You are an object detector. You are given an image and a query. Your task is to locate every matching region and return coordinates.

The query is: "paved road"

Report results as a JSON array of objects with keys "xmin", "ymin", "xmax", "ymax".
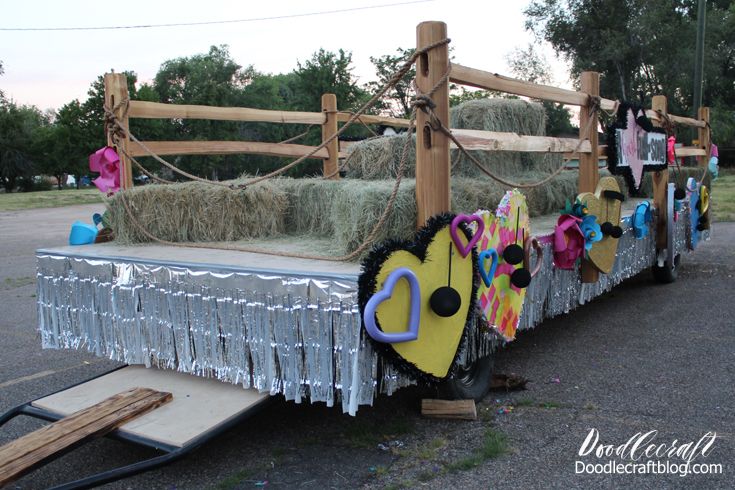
[{"xmin": 1, "ymin": 204, "xmax": 733, "ymax": 489}]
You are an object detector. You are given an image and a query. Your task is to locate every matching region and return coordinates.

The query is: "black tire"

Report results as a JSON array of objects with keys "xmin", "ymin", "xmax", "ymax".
[
  {"xmin": 441, "ymin": 355, "xmax": 494, "ymax": 401},
  {"xmin": 652, "ymin": 254, "xmax": 681, "ymax": 284}
]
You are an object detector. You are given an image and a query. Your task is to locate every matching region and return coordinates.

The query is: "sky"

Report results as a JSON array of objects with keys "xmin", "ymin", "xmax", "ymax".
[{"xmin": 0, "ymin": 0, "xmax": 571, "ymax": 112}]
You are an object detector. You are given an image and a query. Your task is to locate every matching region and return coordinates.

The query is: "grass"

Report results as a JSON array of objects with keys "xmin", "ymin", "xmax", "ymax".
[
  {"xmin": 712, "ymin": 168, "xmax": 735, "ymax": 222},
  {"xmin": 0, "ymin": 188, "xmax": 103, "ymax": 211},
  {"xmin": 444, "ymin": 428, "xmax": 509, "ymax": 473},
  {"xmin": 342, "ymin": 416, "xmax": 414, "ymax": 448},
  {"xmin": 214, "ymin": 468, "xmax": 253, "ymax": 490}
]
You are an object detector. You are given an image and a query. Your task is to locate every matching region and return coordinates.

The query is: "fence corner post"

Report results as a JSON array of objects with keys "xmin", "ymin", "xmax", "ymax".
[
  {"xmin": 580, "ymin": 71, "xmax": 600, "ymax": 283},
  {"xmin": 651, "ymin": 95, "xmax": 669, "ymax": 250},
  {"xmin": 321, "ymin": 93, "xmax": 340, "ymax": 180},
  {"xmin": 415, "ymin": 21, "xmax": 450, "ymax": 228},
  {"xmin": 697, "ymin": 106, "xmax": 711, "ymax": 168},
  {"xmin": 103, "ymin": 73, "xmax": 133, "ymax": 190}
]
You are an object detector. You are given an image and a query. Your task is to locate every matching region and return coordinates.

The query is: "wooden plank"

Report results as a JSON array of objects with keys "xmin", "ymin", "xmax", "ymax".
[
  {"xmin": 0, "ymin": 388, "xmax": 171, "ymax": 486},
  {"xmin": 651, "ymin": 95, "xmax": 669, "ymax": 249},
  {"xmin": 104, "ymin": 73, "xmax": 133, "ymax": 189},
  {"xmin": 645, "ymin": 109, "xmax": 706, "ymax": 128},
  {"xmin": 33, "ymin": 366, "xmax": 270, "ymax": 449},
  {"xmin": 421, "ymin": 399, "xmax": 477, "ymax": 420},
  {"xmin": 336, "ymin": 112, "xmax": 411, "ymax": 128},
  {"xmin": 322, "ymin": 94, "xmax": 340, "ymax": 180},
  {"xmin": 451, "ymin": 129, "xmax": 592, "ymax": 153},
  {"xmin": 415, "ymin": 21, "xmax": 451, "ymax": 228},
  {"xmin": 580, "ymin": 72, "xmax": 600, "ymax": 284},
  {"xmin": 697, "ymin": 106, "xmax": 710, "ymax": 167},
  {"xmin": 127, "ymin": 140, "xmax": 343, "ymax": 159},
  {"xmin": 128, "ymin": 100, "xmax": 326, "ymax": 125},
  {"xmin": 674, "ymin": 147, "xmax": 707, "ymax": 157}
]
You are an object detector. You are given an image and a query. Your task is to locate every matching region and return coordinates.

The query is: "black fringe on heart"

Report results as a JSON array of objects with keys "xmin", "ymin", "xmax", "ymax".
[
  {"xmin": 605, "ymin": 101, "xmax": 667, "ymax": 196},
  {"xmin": 357, "ymin": 213, "xmax": 480, "ymax": 385}
]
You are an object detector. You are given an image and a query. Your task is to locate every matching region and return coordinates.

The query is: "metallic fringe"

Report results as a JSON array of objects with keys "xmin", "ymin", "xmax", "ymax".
[{"xmin": 37, "ymin": 210, "xmax": 690, "ymax": 414}]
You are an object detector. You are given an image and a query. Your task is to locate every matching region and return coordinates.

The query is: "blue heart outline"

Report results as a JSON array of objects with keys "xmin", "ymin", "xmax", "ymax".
[{"xmin": 363, "ymin": 267, "xmax": 421, "ymax": 343}]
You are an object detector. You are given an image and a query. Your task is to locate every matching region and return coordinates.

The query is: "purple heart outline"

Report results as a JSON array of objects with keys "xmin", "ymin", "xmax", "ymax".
[
  {"xmin": 450, "ymin": 214, "xmax": 485, "ymax": 257},
  {"xmin": 364, "ymin": 267, "xmax": 421, "ymax": 343}
]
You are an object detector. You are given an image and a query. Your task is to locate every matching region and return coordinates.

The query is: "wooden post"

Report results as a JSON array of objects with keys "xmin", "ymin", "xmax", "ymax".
[
  {"xmin": 579, "ymin": 71, "xmax": 600, "ymax": 283},
  {"xmin": 651, "ymin": 95, "xmax": 669, "ymax": 249},
  {"xmin": 697, "ymin": 106, "xmax": 710, "ymax": 167},
  {"xmin": 321, "ymin": 93, "xmax": 340, "ymax": 180},
  {"xmin": 103, "ymin": 73, "xmax": 133, "ymax": 190},
  {"xmin": 415, "ymin": 21, "xmax": 450, "ymax": 228}
]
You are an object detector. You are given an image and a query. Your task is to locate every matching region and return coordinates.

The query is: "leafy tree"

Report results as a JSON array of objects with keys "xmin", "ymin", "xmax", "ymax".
[
  {"xmin": 524, "ymin": 0, "xmax": 735, "ymax": 144},
  {"xmin": 506, "ymin": 44, "xmax": 575, "ymax": 136},
  {"xmin": 368, "ymin": 47, "xmax": 416, "ymax": 118},
  {"xmin": 292, "ymin": 49, "xmax": 367, "ymax": 113},
  {"xmin": 0, "ymin": 100, "xmax": 47, "ymax": 192}
]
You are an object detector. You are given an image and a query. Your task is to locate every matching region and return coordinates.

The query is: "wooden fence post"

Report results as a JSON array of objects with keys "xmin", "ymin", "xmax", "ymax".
[
  {"xmin": 321, "ymin": 93, "xmax": 340, "ymax": 180},
  {"xmin": 103, "ymin": 73, "xmax": 133, "ymax": 190},
  {"xmin": 697, "ymin": 106, "xmax": 710, "ymax": 167},
  {"xmin": 651, "ymin": 95, "xmax": 669, "ymax": 249},
  {"xmin": 415, "ymin": 21, "xmax": 450, "ymax": 228},
  {"xmin": 580, "ymin": 71, "xmax": 600, "ymax": 283}
]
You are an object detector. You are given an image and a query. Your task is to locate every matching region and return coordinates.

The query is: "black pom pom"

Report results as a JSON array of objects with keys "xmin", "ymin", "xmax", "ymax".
[
  {"xmin": 430, "ymin": 286, "xmax": 461, "ymax": 317},
  {"xmin": 601, "ymin": 221, "xmax": 615, "ymax": 235},
  {"xmin": 502, "ymin": 243, "xmax": 524, "ymax": 265},
  {"xmin": 510, "ymin": 268, "xmax": 532, "ymax": 289},
  {"xmin": 610, "ymin": 225, "xmax": 623, "ymax": 238},
  {"xmin": 696, "ymin": 222, "xmax": 707, "ymax": 231},
  {"xmin": 674, "ymin": 188, "xmax": 686, "ymax": 200},
  {"xmin": 636, "ymin": 115, "xmax": 654, "ymax": 132}
]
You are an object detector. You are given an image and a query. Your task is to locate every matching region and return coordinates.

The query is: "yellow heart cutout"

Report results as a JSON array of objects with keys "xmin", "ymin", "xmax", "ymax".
[
  {"xmin": 362, "ymin": 219, "xmax": 475, "ymax": 379},
  {"xmin": 578, "ymin": 177, "xmax": 624, "ymax": 273}
]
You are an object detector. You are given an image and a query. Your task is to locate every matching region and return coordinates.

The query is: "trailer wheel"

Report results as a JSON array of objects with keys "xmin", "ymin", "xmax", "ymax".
[
  {"xmin": 652, "ymin": 254, "xmax": 680, "ymax": 284},
  {"xmin": 441, "ymin": 355, "xmax": 494, "ymax": 401}
]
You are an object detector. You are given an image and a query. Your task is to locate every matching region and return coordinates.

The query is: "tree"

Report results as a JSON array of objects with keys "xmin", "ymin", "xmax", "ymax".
[
  {"xmin": 524, "ymin": 0, "xmax": 735, "ymax": 144},
  {"xmin": 0, "ymin": 100, "xmax": 48, "ymax": 192},
  {"xmin": 292, "ymin": 49, "xmax": 367, "ymax": 113},
  {"xmin": 368, "ymin": 48, "xmax": 416, "ymax": 118},
  {"xmin": 506, "ymin": 44, "xmax": 575, "ymax": 136}
]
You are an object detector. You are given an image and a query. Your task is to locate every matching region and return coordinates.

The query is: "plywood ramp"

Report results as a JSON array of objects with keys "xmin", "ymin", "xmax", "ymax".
[
  {"xmin": 32, "ymin": 366, "xmax": 270, "ymax": 449},
  {"xmin": 0, "ymin": 387, "xmax": 172, "ymax": 487}
]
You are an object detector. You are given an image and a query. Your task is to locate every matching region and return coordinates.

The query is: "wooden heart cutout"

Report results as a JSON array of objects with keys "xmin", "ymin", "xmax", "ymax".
[
  {"xmin": 358, "ymin": 214, "xmax": 477, "ymax": 381},
  {"xmin": 475, "ymin": 190, "xmax": 530, "ymax": 341},
  {"xmin": 578, "ymin": 177, "xmax": 624, "ymax": 273}
]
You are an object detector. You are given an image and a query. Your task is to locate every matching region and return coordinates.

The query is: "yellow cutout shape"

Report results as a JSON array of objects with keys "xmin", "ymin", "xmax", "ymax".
[
  {"xmin": 578, "ymin": 177, "xmax": 623, "ymax": 273},
  {"xmin": 374, "ymin": 226, "xmax": 474, "ymax": 378}
]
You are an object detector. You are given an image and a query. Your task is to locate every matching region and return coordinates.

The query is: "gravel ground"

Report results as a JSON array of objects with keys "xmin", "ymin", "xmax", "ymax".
[{"xmin": 0, "ymin": 204, "xmax": 732, "ymax": 489}]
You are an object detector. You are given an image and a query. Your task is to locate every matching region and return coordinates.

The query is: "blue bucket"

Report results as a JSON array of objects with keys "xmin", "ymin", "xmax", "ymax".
[{"xmin": 69, "ymin": 220, "xmax": 99, "ymax": 245}]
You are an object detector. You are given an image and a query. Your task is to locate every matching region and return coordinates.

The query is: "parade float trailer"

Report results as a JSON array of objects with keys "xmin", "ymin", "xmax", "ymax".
[{"xmin": 0, "ymin": 21, "xmax": 715, "ymax": 488}]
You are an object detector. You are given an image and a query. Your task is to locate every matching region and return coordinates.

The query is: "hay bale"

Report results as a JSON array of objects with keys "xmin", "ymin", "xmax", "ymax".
[
  {"xmin": 107, "ymin": 179, "xmax": 288, "ymax": 244},
  {"xmin": 345, "ymin": 98, "xmax": 563, "ymax": 180}
]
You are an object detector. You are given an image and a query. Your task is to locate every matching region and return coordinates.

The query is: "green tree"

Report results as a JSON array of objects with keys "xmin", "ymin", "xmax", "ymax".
[
  {"xmin": 0, "ymin": 100, "xmax": 46, "ymax": 192},
  {"xmin": 292, "ymin": 49, "xmax": 367, "ymax": 113},
  {"xmin": 368, "ymin": 47, "xmax": 416, "ymax": 118},
  {"xmin": 524, "ymin": 0, "xmax": 735, "ymax": 144},
  {"xmin": 506, "ymin": 44, "xmax": 575, "ymax": 136}
]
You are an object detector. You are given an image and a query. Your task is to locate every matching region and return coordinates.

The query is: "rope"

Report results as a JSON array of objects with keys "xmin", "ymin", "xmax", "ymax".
[
  {"xmin": 107, "ymin": 39, "xmax": 453, "ymax": 261},
  {"xmin": 118, "ymin": 109, "xmax": 418, "ymax": 262},
  {"xmin": 415, "ymin": 92, "xmax": 600, "ymax": 189}
]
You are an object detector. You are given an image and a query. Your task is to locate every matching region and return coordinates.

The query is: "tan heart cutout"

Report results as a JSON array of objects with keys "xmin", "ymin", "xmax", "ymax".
[{"xmin": 578, "ymin": 177, "xmax": 623, "ymax": 273}]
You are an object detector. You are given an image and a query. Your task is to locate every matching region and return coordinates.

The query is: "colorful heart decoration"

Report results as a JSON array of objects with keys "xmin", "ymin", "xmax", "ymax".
[
  {"xmin": 478, "ymin": 249, "xmax": 499, "ymax": 288},
  {"xmin": 577, "ymin": 177, "xmax": 625, "ymax": 274},
  {"xmin": 363, "ymin": 267, "xmax": 421, "ymax": 343},
  {"xmin": 89, "ymin": 146, "xmax": 121, "ymax": 194},
  {"xmin": 450, "ymin": 214, "xmax": 484, "ymax": 257},
  {"xmin": 475, "ymin": 190, "xmax": 530, "ymax": 341},
  {"xmin": 358, "ymin": 214, "xmax": 478, "ymax": 381}
]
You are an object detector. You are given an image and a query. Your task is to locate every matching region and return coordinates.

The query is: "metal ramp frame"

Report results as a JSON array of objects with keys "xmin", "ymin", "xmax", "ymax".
[{"xmin": 0, "ymin": 365, "xmax": 272, "ymax": 489}]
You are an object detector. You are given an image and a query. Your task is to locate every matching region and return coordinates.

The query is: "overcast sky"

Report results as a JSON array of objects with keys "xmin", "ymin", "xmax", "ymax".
[{"xmin": 0, "ymin": 0, "xmax": 570, "ymax": 111}]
